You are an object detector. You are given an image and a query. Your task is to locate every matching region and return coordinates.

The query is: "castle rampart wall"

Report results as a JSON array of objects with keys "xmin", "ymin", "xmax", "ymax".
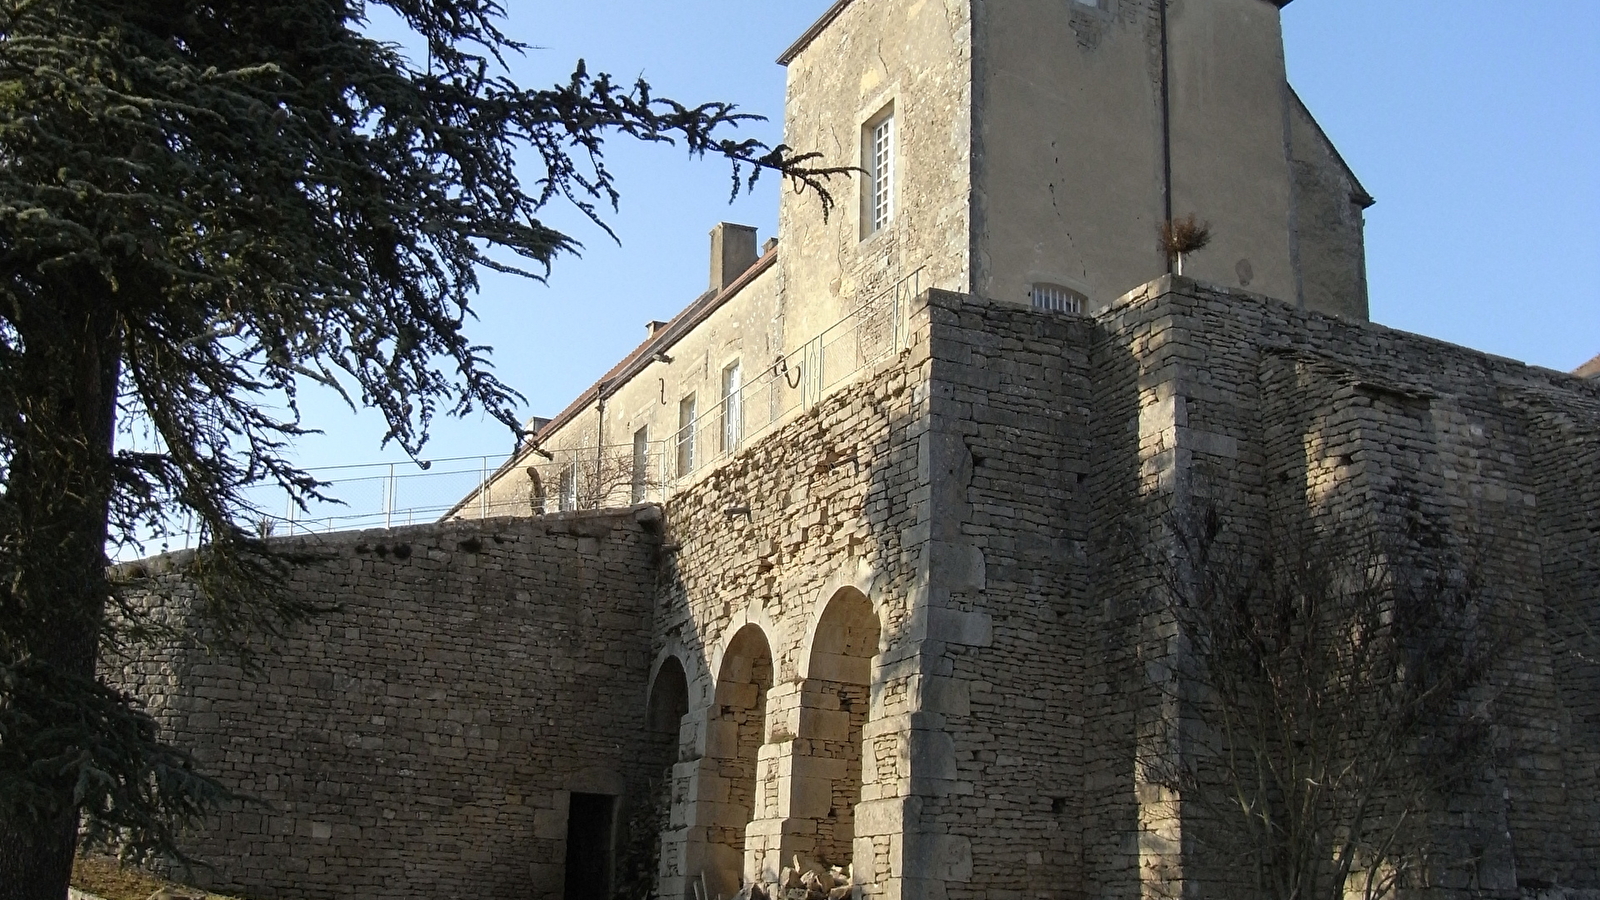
[
  {"xmin": 105, "ymin": 279, "xmax": 1600, "ymax": 900},
  {"xmin": 105, "ymin": 511, "xmax": 663, "ymax": 900},
  {"xmin": 1083, "ymin": 276, "xmax": 1600, "ymax": 899}
]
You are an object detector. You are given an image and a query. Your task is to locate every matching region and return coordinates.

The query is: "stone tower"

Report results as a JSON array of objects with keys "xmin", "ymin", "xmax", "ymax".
[{"xmin": 777, "ymin": 0, "xmax": 1372, "ymax": 337}]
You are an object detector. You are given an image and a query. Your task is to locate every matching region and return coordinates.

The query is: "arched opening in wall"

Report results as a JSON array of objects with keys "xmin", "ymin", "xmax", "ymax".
[
  {"xmin": 648, "ymin": 657, "xmax": 690, "ymax": 737},
  {"xmin": 623, "ymin": 657, "xmax": 690, "ymax": 898},
  {"xmin": 802, "ymin": 588, "xmax": 881, "ymax": 871},
  {"xmin": 707, "ymin": 625, "xmax": 773, "ymax": 898}
]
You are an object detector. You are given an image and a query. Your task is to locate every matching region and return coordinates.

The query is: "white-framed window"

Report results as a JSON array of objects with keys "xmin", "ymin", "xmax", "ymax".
[
  {"xmin": 676, "ymin": 394, "xmax": 697, "ymax": 477},
  {"xmin": 558, "ymin": 462, "xmax": 578, "ymax": 512},
  {"xmin": 631, "ymin": 426, "xmax": 650, "ymax": 504},
  {"xmin": 720, "ymin": 361, "xmax": 743, "ymax": 454},
  {"xmin": 864, "ymin": 107, "xmax": 895, "ymax": 237},
  {"xmin": 1031, "ymin": 282, "xmax": 1087, "ymax": 314}
]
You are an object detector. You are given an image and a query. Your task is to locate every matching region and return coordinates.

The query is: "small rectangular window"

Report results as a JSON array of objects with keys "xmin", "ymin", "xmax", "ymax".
[
  {"xmin": 631, "ymin": 426, "xmax": 649, "ymax": 504},
  {"xmin": 676, "ymin": 394, "xmax": 697, "ymax": 478},
  {"xmin": 1031, "ymin": 283, "xmax": 1086, "ymax": 315},
  {"xmin": 720, "ymin": 361, "xmax": 743, "ymax": 455},
  {"xmin": 863, "ymin": 108, "xmax": 895, "ymax": 237},
  {"xmin": 558, "ymin": 462, "xmax": 577, "ymax": 512}
]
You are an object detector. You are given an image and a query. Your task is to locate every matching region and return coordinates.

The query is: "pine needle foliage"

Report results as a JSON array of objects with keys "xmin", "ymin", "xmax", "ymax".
[{"xmin": 0, "ymin": 0, "xmax": 846, "ymax": 892}]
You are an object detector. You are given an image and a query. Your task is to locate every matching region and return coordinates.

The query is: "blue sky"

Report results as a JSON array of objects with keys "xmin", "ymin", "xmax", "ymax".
[{"xmin": 291, "ymin": 0, "xmax": 1600, "ymax": 476}]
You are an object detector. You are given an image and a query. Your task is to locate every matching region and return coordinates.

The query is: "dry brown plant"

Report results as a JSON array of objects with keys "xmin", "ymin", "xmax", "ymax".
[
  {"xmin": 1144, "ymin": 505, "xmax": 1513, "ymax": 900},
  {"xmin": 1160, "ymin": 215, "xmax": 1213, "ymax": 265}
]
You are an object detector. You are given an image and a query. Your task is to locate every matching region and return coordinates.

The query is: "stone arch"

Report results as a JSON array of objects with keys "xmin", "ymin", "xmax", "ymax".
[
  {"xmin": 708, "ymin": 603, "xmax": 781, "ymax": 692},
  {"xmin": 796, "ymin": 586, "xmax": 881, "ymax": 871},
  {"xmin": 704, "ymin": 623, "xmax": 774, "ymax": 899},
  {"xmin": 647, "ymin": 655, "xmax": 691, "ymax": 737},
  {"xmin": 638, "ymin": 655, "xmax": 691, "ymax": 899},
  {"xmin": 797, "ymin": 558, "xmax": 883, "ymax": 682}
]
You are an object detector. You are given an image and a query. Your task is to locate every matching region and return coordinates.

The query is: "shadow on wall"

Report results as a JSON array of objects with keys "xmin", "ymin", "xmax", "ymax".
[{"xmin": 642, "ymin": 378, "xmax": 922, "ymax": 900}]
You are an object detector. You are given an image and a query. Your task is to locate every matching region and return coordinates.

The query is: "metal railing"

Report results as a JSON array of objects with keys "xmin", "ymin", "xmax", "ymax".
[
  {"xmin": 661, "ymin": 266, "xmax": 922, "ymax": 486},
  {"xmin": 262, "ymin": 455, "xmax": 507, "ymax": 535},
  {"xmin": 144, "ymin": 269, "xmax": 926, "ymax": 550},
  {"xmin": 120, "ymin": 455, "xmax": 515, "ymax": 557}
]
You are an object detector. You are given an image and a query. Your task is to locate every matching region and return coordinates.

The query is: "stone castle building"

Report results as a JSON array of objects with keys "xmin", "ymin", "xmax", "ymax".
[{"xmin": 112, "ymin": 2, "xmax": 1600, "ymax": 900}]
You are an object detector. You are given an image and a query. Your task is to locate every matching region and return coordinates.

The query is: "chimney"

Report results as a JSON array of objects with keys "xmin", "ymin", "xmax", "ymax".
[
  {"xmin": 646, "ymin": 320, "xmax": 669, "ymax": 337},
  {"xmin": 709, "ymin": 223, "xmax": 758, "ymax": 293}
]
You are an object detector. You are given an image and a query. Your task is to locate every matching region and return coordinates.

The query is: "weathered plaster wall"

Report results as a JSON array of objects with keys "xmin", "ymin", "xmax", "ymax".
[
  {"xmin": 597, "ymin": 261, "xmax": 786, "ymax": 481},
  {"xmin": 464, "ymin": 254, "xmax": 790, "ymax": 518},
  {"xmin": 971, "ymin": 0, "xmax": 1168, "ymax": 309},
  {"xmin": 778, "ymin": 0, "xmax": 975, "ymax": 344},
  {"xmin": 106, "ymin": 512, "xmax": 663, "ymax": 900},
  {"xmin": 1289, "ymin": 90, "xmax": 1371, "ymax": 320},
  {"xmin": 1164, "ymin": 0, "xmax": 1297, "ymax": 302},
  {"xmin": 972, "ymin": 0, "xmax": 1310, "ymax": 312}
]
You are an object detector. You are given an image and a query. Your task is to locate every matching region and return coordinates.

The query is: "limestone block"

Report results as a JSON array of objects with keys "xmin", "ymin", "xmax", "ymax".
[
  {"xmin": 852, "ymin": 837, "xmax": 877, "ymax": 883},
  {"xmin": 744, "ymin": 816, "xmax": 788, "ymax": 842},
  {"xmin": 703, "ymin": 719, "xmax": 739, "ymax": 759},
  {"xmin": 798, "ymin": 706, "xmax": 851, "ymax": 742},
  {"xmin": 897, "ymin": 832, "xmax": 971, "ymax": 883},
  {"xmin": 716, "ymin": 681, "xmax": 760, "ymax": 709},
  {"xmin": 528, "ymin": 862, "xmax": 564, "ymax": 897},
  {"xmin": 854, "ymin": 797, "xmax": 914, "ymax": 837},
  {"xmin": 790, "ymin": 753, "xmax": 848, "ymax": 782},
  {"xmin": 810, "ymin": 650, "xmax": 872, "ymax": 684},
  {"xmin": 911, "ymin": 675, "xmax": 970, "ymax": 716},
  {"xmin": 691, "ymin": 771, "xmax": 732, "ymax": 805},
  {"xmin": 925, "ymin": 607, "xmax": 992, "ymax": 647},
  {"xmin": 787, "ymin": 775, "xmax": 835, "ymax": 819},
  {"xmin": 1177, "ymin": 426, "xmax": 1240, "ymax": 459},
  {"xmin": 907, "ymin": 729, "xmax": 958, "ymax": 781},
  {"xmin": 926, "ymin": 542, "xmax": 986, "ymax": 593}
]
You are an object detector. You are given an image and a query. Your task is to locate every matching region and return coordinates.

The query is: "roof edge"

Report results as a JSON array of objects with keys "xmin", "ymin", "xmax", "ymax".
[
  {"xmin": 780, "ymin": 0, "xmax": 1291, "ymax": 65},
  {"xmin": 1288, "ymin": 85, "xmax": 1376, "ymax": 209},
  {"xmin": 441, "ymin": 248, "xmax": 782, "ymax": 520},
  {"xmin": 778, "ymin": 0, "xmax": 854, "ymax": 66}
]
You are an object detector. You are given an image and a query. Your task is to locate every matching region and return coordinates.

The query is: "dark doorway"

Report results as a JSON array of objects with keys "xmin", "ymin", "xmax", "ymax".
[{"xmin": 563, "ymin": 792, "xmax": 617, "ymax": 900}]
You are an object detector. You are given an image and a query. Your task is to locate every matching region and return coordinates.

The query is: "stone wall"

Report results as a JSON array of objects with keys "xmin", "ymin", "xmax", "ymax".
[
  {"xmin": 642, "ymin": 332, "xmax": 929, "ymax": 900},
  {"xmin": 1082, "ymin": 275, "xmax": 1600, "ymax": 899},
  {"xmin": 915, "ymin": 289, "xmax": 1097, "ymax": 900},
  {"xmin": 106, "ymin": 511, "xmax": 663, "ymax": 900},
  {"xmin": 108, "ymin": 277, "xmax": 1600, "ymax": 900}
]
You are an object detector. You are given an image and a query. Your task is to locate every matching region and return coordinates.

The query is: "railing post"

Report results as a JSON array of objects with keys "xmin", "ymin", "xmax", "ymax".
[
  {"xmin": 480, "ymin": 456, "xmax": 489, "ymax": 519},
  {"xmin": 385, "ymin": 462, "xmax": 395, "ymax": 530}
]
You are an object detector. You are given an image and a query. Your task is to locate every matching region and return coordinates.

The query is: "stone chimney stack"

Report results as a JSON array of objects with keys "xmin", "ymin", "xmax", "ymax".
[{"xmin": 709, "ymin": 223, "xmax": 758, "ymax": 293}]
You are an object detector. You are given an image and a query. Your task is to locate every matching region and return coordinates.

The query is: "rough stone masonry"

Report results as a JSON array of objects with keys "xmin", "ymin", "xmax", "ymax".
[{"xmin": 111, "ymin": 277, "xmax": 1600, "ymax": 900}]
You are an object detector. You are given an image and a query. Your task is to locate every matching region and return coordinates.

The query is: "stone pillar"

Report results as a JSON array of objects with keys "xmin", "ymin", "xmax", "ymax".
[{"xmin": 746, "ymin": 681, "xmax": 808, "ymax": 885}]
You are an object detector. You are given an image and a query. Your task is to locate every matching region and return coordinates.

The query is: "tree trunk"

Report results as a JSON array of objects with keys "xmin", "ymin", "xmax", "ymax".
[
  {"xmin": 0, "ymin": 813, "xmax": 79, "ymax": 900},
  {"xmin": 0, "ymin": 290, "xmax": 122, "ymax": 900}
]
